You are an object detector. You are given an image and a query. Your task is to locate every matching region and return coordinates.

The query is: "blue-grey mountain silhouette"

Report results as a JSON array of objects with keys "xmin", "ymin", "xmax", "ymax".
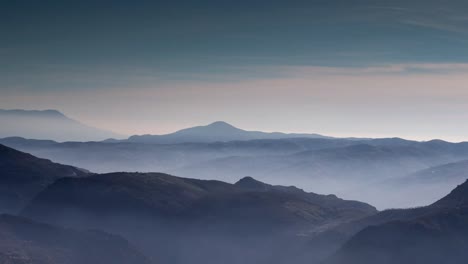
[{"xmin": 0, "ymin": 109, "xmax": 123, "ymax": 142}]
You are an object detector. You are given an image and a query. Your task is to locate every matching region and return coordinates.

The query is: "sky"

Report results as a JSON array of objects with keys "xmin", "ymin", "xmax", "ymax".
[{"xmin": 2, "ymin": 0, "xmax": 468, "ymax": 141}]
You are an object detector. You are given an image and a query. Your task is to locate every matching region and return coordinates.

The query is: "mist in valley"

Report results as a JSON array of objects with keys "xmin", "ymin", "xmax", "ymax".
[{"xmin": 3, "ymin": 136, "xmax": 468, "ymax": 209}]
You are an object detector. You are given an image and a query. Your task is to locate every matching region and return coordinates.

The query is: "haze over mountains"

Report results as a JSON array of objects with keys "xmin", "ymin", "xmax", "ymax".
[
  {"xmin": 2, "ymin": 108, "xmax": 468, "ymax": 263},
  {"xmin": 2, "ymin": 141, "xmax": 468, "ymax": 264},
  {"xmin": 4, "ymin": 0, "xmax": 468, "ymax": 262}
]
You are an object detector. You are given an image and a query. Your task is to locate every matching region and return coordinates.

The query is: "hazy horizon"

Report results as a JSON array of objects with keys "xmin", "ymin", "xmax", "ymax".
[
  {"xmin": 3, "ymin": 2, "xmax": 468, "ymax": 264},
  {"xmin": 3, "ymin": 1, "xmax": 468, "ymax": 141},
  {"xmin": 2, "ymin": 107, "xmax": 468, "ymax": 143}
]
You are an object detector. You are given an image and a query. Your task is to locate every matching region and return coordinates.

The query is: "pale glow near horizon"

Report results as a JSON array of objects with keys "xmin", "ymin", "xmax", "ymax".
[{"xmin": 2, "ymin": 64, "xmax": 468, "ymax": 142}]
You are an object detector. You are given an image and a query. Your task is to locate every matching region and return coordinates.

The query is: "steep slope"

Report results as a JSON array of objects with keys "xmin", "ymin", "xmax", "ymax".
[
  {"xmin": 0, "ymin": 214, "xmax": 150, "ymax": 264},
  {"xmin": 326, "ymin": 179, "xmax": 468, "ymax": 264},
  {"xmin": 127, "ymin": 121, "xmax": 330, "ymax": 143},
  {"xmin": 0, "ymin": 109, "xmax": 123, "ymax": 141},
  {"xmin": 22, "ymin": 173, "xmax": 376, "ymax": 264},
  {"xmin": 0, "ymin": 144, "xmax": 88, "ymax": 213}
]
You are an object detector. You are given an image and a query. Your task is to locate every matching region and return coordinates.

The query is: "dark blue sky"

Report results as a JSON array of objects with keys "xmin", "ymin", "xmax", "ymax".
[{"xmin": 2, "ymin": 0, "xmax": 468, "ymax": 140}]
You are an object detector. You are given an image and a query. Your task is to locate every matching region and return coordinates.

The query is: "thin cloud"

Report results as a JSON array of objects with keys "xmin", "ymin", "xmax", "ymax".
[{"xmin": 400, "ymin": 19, "xmax": 468, "ymax": 34}]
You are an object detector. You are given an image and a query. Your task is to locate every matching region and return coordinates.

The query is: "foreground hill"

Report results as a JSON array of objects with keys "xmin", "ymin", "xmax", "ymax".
[
  {"xmin": 325, "ymin": 179, "xmax": 468, "ymax": 264},
  {"xmin": 126, "ymin": 121, "xmax": 331, "ymax": 143},
  {"xmin": 0, "ymin": 214, "xmax": 150, "ymax": 264},
  {"xmin": 0, "ymin": 109, "xmax": 123, "ymax": 141},
  {"xmin": 22, "ymin": 172, "xmax": 376, "ymax": 264},
  {"xmin": 0, "ymin": 144, "xmax": 88, "ymax": 213}
]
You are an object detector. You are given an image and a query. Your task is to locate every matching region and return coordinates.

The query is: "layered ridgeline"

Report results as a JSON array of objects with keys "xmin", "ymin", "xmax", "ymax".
[
  {"xmin": 324, "ymin": 179, "xmax": 468, "ymax": 264},
  {"xmin": 3, "ymin": 136, "xmax": 468, "ymax": 208},
  {"xmin": 0, "ymin": 109, "xmax": 123, "ymax": 142},
  {"xmin": 0, "ymin": 214, "xmax": 150, "ymax": 264},
  {"xmin": 0, "ymin": 144, "xmax": 88, "ymax": 213},
  {"xmin": 21, "ymin": 172, "xmax": 376, "ymax": 264}
]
